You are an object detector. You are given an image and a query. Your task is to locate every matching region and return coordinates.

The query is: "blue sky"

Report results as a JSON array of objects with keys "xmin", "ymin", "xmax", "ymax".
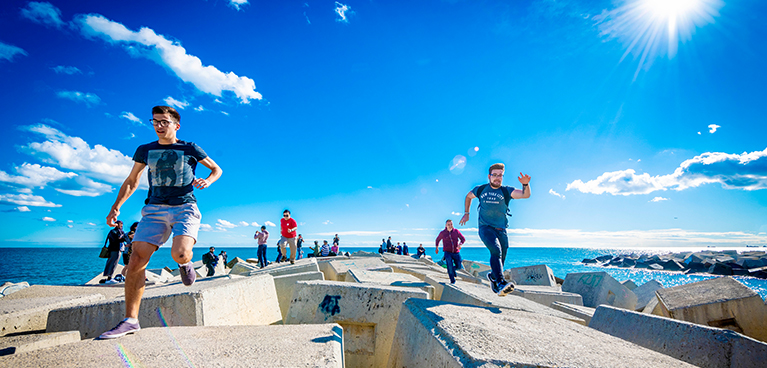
[{"xmin": 0, "ymin": 0, "xmax": 765, "ymax": 249}]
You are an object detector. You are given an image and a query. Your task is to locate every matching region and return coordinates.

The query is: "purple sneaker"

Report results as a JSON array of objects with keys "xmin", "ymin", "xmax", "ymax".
[
  {"xmin": 178, "ymin": 262, "xmax": 196, "ymax": 286},
  {"xmin": 99, "ymin": 320, "xmax": 140, "ymax": 339}
]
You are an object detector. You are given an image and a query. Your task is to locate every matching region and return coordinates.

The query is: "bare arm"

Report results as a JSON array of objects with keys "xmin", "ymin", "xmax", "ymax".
[
  {"xmin": 511, "ymin": 172, "xmax": 531, "ymax": 199},
  {"xmin": 106, "ymin": 162, "xmax": 147, "ymax": 226},
  {"xmin": 458, "ymin": 191, "xmax": 476, "ymax": 226},
  {"xmin": 193, "ymin": 157, "xmax": 223, "ymax": 189}
]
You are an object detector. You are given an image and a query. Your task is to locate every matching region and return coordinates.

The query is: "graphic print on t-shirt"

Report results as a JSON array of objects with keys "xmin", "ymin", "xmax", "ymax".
[{"xmin": 148, "ymin": 149, "xmax": 186, "ymax": 187}]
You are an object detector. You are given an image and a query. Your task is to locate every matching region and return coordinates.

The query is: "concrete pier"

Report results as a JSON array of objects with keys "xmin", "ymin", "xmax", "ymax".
[
  {"xmin": 0, "ymin": 325, "xmax": 344, "ymax": 368},
  {"xmin": 562, "ymin": 271, "xmax": 638, "ymax": 309},
  {"xmin": 387, "ymin": 298, "xmax": 696, "ymax": 367}
]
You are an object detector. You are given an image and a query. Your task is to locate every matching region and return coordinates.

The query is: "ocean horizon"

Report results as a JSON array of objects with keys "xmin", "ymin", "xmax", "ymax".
[{"xmin": 2, "ymin": 246, "xmax": 766, "ymax": 300}]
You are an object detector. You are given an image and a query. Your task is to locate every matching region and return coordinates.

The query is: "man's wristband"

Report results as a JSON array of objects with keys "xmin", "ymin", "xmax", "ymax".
[{"xmin": 522, "ymin": 184, "xmax": 529, "ymax": 187}]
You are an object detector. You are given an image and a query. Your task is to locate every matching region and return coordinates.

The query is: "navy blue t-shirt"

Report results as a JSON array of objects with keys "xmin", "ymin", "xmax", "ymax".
[
  {"xmin": 133, "ymin": 140, "xmax": 208, "ymax": 205},
  {"xmin": 472, "ymin": 184, "xmax": 515, "ymax": 229}
]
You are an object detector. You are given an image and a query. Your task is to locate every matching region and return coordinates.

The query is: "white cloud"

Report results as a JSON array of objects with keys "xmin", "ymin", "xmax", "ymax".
[
  {"xmin": 0, "ymin": 193, "xmax": 61, "ymax": 207},
  {"xmin": 75, "ymin": 14, "xmax": 262, "ymax": 103},
  {"xmin": 264, "ymin": 221, "xmax": 276, "ymax": 227},
  {"xmin": 708, "ymin": 124, "xmax": 721, "ymax": 134},
  {"xmin": 200, "ymin": 223, "xmax": 213, "ymax": 231},
  {"xmin": 67, "ymin": 220, "xmax": 73, "ymax": 223},
  {"xmin": 451, "ymin": 211, "xmax": 462, "ymax": 216},
  {"xmin": 0, "ymin": 41, "xmax": 27, "ymax": 62},
  {"xmin": 220, "ymin": 111, "xmax": 229, "ymax": 116},
  {"xmin": 42, "ymin": 216, "xmax": 56, "ymax": 222},
  {"xmin": 334, "ymin": 2, "xmax": 352, "ymax": 23},
  {"xmin": 87, "ymin": 222, "xmax": 97, "ymax": 226},
  {"xmin": 22, "ymin": 124, "xmax": 135, "ymax": 186},
  {"xmin": 229, "ymin": 0, "xmax": 249, "ymax": 10},
  {"xmin": 67, "ymin": 225, "xmax": 73, "ymax": 228},
  {"xmin": 164, "ymin": 96, "xmax": 189, "ymax": 110},
  {"xmin": 650, "ymin": 197, "xmax": 668, "ymax": 202},
  {"xmin": 120, "ymin": 111, "xmax": 144, "ymax": 125},
  {"xmin": 56, "ymin": 91, "xmax": 101, "ymax": 106},
  {"xmin": 238, "ymin": 221, "xmax": 249, "ymax": 227},
  {"xmin": 216, "ymin": 219, "xmax": 237, "ymax": 229},
  {"xmin": 323, "ymin": 220, "xmax": 333, "ymax": 225},
  {"xmin": 548, "ymin": 189, "xmax": 565, "ymax": 199},
  {"xmin": 566, "ymin": 147, "xmax": 767, "ymax": 196},
  {"xmin": 17, "ymin": 206, "xmax": 31, "ymax": 212},
  {"xmin": 194, "ymin": 105, "xmax": 204, "ymax": 112},
  {"xmin": 251, "ymin": 222, "xmax": 260, "ymax": 227},
  {"xmin": 16, "ymin": 188, "xmax": 33, "ymax": 194},
  {"xmin": 698, "ymin": 132, "xmax": 701, "ymax": 135},
  {"xmin": 0, "ymin": 163, "xmax": 77, "ymax": 187},
  {"xmin": 51, "ymin": 65, "xmax": 82, "ymax": 75},
  {"xmin": 20, "ymin": 1, "xmax": 65, "ymax": 28}
]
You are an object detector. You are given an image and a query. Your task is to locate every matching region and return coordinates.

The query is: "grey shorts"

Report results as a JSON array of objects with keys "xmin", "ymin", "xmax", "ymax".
[{"xmin": 133, "ymin": 203, "xmax": 201, "ymax": 247}]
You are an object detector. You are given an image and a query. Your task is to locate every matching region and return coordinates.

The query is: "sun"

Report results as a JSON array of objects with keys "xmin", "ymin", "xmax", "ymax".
[{"xmin": 600, "ymin": 0, "xmax": 725, "ymax": 79}]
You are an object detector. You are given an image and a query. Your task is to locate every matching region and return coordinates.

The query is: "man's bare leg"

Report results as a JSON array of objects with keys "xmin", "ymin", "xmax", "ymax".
[
  {"xmin": 124, "ymin": 241, "xmax": 157, "ymax": 319},
  {"xmin": 171, "ymin": 235, "xmax": 195, "ymax": 264}
]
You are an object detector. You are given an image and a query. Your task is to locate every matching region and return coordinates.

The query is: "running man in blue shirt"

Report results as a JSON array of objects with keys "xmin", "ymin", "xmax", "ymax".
[{"xmin": 459, "ymin": 163, "xmax": 531, "ymax": 296}]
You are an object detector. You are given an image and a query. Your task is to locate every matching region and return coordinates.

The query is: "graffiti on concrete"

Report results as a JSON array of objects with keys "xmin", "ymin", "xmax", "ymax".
[
  {"xmin": 523, "ymin": 269, "xmax": 545, "ymax": 283},
  {"xmin": 319, "ymin": 295, "xmax": 341, "ymax": 320},
  {"xmin": 578, "ymin": 273, "xmax": 603, "ymax": 287}
]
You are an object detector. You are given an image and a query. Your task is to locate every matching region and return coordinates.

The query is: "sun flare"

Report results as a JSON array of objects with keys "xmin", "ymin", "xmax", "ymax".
[{"xmin": 600, "ymin": 0, "xmax": 724, "ymax": 79}]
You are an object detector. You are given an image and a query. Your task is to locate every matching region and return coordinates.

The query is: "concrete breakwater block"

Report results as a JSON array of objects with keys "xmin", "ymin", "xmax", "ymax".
[
  {"xmin": 510, "ymin": 285, "xmax": 583, "ymax": 307},
  {"xmin": 656, "ymin": 276, "xmax": 767, "ymax": 342},
  {"xmin": 227, "ymin": 256, "xmax": 246, "ymax": 268},
  {"xmin": 1, "ymin": 290, "xmax": 107, "ymax": 336},
  {"xmin": 346, "ymin": 269, "xmax": 435, "ymax": 299},
  {"xmin": 229, "ymin": 260, "xmax": 260, "ymax": 276},
  {"xmin": 2, "ymin": 324, "xmax": 344, "ymax": 368},
  {"xmin": 273, "ymin": 271, "xmax": 325, "ymax": 321},
  {"xmin": 589, "ymin": 305, "xmax": 767, "ymax": 368},
  {"xmin": 504, "ymin": 264, "xmax": 557, "ymax": 287},
  {"xmin": 439, "ymin": 281, "xmax": 584, "ymax": 324},
  {"xmin": 47, "ymin": 274, "xmax": 281, "ymax": 339},
  {"xmin": 562, "ymin": 271, "xmax": 638, "ymax": 310},
  {"xmin": 325, "ymin": 258, "xmax": 392, "ymax": 281},
  {"xmin": 381, "ymin": 253, "xmax": 421, "ymax": 264},
  {"xmin": 253, "ymin": 258, "xmax": 321, "ymax": 278},
  {"xmin": 387, "ymin": 298, "xmax": 696, "ymax": 368},
  {"xmin": 285, "ymin": 280, "xmax": 428, "ymax": 368},
  {"xmin": 0, "ymin": 282, "xmax": 29, "ymax": 297},
  {"xmin": 550, "ymin": 301, "xmax": 595, "ymax": 325},
  {"xmin": 633, "ymin": 279, "xmax": 664, "ymax": 311},
  {"xmin": 461, "ymin": 259, "xmax": 491, "ymax": 277},
  {"xmin": 0, "ymin": 330, "xmax": 80, "ymax": 357}
]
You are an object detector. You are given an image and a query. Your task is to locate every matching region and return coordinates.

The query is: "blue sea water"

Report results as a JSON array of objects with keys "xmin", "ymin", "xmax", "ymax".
[{"xmin": 1, "ymin": 246, "xmax": 766, "ymax": 300}]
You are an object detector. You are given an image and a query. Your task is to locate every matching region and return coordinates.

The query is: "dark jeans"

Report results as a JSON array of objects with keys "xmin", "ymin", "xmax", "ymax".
[
  {"xmin": 257, "ymin": 244, "xmax": 267, "ymax": 268},
  {"xmin": 478, "ymin": 225, "xmax": 509, "ymax": 283},
  {"xmin": 297, "ymin": 246, "xmax": 303, "ymax": 260},
  {"xmin": 444, "ymin": 251, "xmax": 462, "ymax": 284},
  {"xmin": 103, "ymin": 250, "xmax": 121, "ymax": 278},
  {"xmin": 206, "ymin": 263, "xmax": 216, "ymax": 276}
]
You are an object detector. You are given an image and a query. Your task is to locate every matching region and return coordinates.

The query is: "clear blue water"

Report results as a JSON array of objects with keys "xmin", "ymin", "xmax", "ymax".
[{"xmin": 1, "ymin": 246, "xmax": 766, "ymax": 300}]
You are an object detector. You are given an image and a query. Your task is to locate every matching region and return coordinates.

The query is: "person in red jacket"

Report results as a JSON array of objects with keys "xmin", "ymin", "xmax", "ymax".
[
  {"xmin": 279, "ymin": 209, "xmax": 298, "ymax": 264},
  {"xmin": 435, "ymin": 219, "xmax": 465, "ymax": 284}
]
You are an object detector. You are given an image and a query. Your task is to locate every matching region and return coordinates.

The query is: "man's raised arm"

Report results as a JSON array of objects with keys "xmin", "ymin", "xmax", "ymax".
[
  {"xmin": 511, "ymin": 172, "xmax": 531, "ymax": 199},
  {"xmin": 193, "ymin": 157, "xmax": 222, "ymax": 190},
  {"xmin": 459, "ymin": 191, "xmax": 476, "ymax": 226},
  {"xmin": 107, "ymin": 162, "xmax": 146, "ymax": 226}
]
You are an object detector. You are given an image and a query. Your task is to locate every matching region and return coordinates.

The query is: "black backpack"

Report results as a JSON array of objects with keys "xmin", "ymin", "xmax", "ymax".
[{"xmin": 475, "ymin": 184, "xmax": 512, "ymax": 216}]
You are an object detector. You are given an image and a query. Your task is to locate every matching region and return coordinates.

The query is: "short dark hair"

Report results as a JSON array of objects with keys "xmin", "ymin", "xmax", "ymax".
[
  {"xmin": 283, "ymin": 209, "xmax": 291, "ymax": 214},
  {"xmin": 152, "ymin": 105, "xmax": 181, "ymax": 123},
  {"xmin": 489, "ymin": 163, "xmax": 505, "ymax": 174},
  {"xmin": 261, "ymin": 225, "xmax": 266, "ymax": 229}
]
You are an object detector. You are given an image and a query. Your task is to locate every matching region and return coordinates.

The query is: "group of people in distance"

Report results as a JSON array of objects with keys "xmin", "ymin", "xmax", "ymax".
[
  {"xmin": 379, "ymin": 237, "xmax": 413, "ymax": 256},
  {"xmin": 97, "ymin": 105, "xmax": 531, "ymax": 341},
  {"xmin": 253, "ymin": 212, "xmax": 343, "ymax": 269}
]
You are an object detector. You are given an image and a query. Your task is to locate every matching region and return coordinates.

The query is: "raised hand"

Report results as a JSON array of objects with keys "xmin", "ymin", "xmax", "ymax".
[{"xmin": 517, "ymin": 173, "xmax": 531, "ymax": 185}]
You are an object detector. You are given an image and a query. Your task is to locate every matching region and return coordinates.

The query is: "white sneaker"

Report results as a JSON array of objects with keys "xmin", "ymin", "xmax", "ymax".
[{"xmin": 104, "ymin": 278, "xmax": 119, "ymax": 284}]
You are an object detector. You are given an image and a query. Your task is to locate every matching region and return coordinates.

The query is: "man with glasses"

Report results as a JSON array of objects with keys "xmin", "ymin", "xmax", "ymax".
[
  {"xmin": 459, "ymin": 163, "xmax": 531, "ymax": 296},
  {"xmin": 99, "ymin": 105, "xmax": 222, "ymax": 339},
  {"xmin": 279, "ymin": 210, "xmax": 298, "ymax": 264}
]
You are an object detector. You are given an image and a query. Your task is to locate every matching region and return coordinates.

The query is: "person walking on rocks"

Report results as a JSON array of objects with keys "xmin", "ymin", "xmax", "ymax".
[
  {"xmin": 297, "ymin": 234, "xmax": 304, "ymax": 260},
  {"xmin": 203, "ymin": 246, "xmax": 218, "ymax": 276},
  {"xmin": 99, "ymin": 105, "xmax": 222, "ymax": 339},
  {"xmin": 101, "ymin": 220, "xmax": 125, "ymax": 284},
  {"xmin": 279, "ymin": 210, "xmax": 298, "ymax": 264},
  {"xmin": 255, "ymin": 226, "xmax": 269, "ymax": 268},
  {"xmin": 120, "ymin": 222, "xmax": 139, "ymax": 278},
  {"xmin": 459, "ymin": 163, "xmax": 530, "ymax": 296},
  {"xmin": 435, "ymin": 219, "xmax": 465, "ymax": 284}
]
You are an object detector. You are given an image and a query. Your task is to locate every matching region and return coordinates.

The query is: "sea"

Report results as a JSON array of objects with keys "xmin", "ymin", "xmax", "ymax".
[{"xmin": 2, "ymin": 246, "xmax": 766, "ymax": 300}]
